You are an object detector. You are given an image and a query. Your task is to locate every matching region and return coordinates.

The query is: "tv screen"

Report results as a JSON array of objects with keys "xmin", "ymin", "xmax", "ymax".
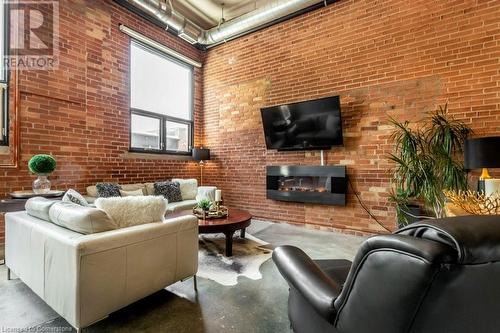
[{"xmin": 260, "ymin": 96, "xmax": 343, "ymax": 151}]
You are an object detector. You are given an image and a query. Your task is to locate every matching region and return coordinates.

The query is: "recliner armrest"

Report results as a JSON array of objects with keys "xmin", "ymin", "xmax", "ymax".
[{"xmin": 273, "ymin": 246, "xmax": 341, "ymax": 322}]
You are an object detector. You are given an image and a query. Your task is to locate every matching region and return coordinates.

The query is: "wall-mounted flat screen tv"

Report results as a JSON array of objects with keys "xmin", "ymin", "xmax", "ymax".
[{"xmin": 260, "ymin": 95, "xmax": 343, "ymax": 151}]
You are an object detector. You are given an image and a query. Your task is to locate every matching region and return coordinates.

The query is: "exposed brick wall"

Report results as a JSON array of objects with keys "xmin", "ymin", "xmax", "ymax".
[
  {"xmin": 1, "ymin": 0, "xmax": 499, "ymax": 246},
  {"xmin": 0, "ymin": 0, "xmax": 204, "ymax": 245},
  {"xmin": 202, "ymin": 0, "xmax": 500, "ymax": 234}
]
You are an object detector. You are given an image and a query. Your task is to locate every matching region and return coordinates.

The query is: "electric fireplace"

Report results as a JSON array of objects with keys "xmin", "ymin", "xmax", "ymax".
[{"xmin": 266, "ymin": 165, "xmax": 347, "ymax": 205}]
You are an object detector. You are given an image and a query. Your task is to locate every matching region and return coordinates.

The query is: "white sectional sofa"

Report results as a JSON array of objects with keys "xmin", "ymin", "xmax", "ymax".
[
  {"xmin": 5, "ymin": 198, "xmax": 199, "ymax": 332},
  {"xmin": 84, "ymin": 180, "xmax": 217, "ymax": 213}
]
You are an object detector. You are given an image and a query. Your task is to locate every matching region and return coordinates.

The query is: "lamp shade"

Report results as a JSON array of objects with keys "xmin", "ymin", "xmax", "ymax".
[
  {"xmin": 464, "ymin": 136, "xmax": 500, "ymax": 170},
  {"xmin": 192, "ymin": 147, "xmax": 210, "ymax": 161}
]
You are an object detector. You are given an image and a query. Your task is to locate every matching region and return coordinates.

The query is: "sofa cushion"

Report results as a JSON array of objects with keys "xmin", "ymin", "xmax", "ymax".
[
  {"xmin": 25, "ymin": 197, "xmax": 58, "ymax": 221},
  {"xmin": 119, "ymin": 189, "xmax": 144, "ymax": 197},
  {"xmin": 96, "ymin": 183, "xmax": 122, "ymax": 198},
  {"xmin": 154, "ymin": 181, "xmax": 182, "ymax": 203},
  {"xmin": 166, "ymin": 199, "xmax": 198, "ymax": 213},
  {"xmin": 95, "ymin": 196, "xmax": 167, "ymax": 228},
  {"xmin": 62, "ymin": 189, "xmax": 89, "ymax": 206},
  {"xmin": 120, "ymin": 183, "xmax": 146, "ymax": 195},
  {"xmin": 49, "ymin": 201, "xmax": 116, "ymax": 234},
  {"xmin": 172, "ymin": 178, "xmax": 198, "ymax": 200},
  {"xmin": 87, "ymin": 183, "xmax": 146, "ymax": 197}
]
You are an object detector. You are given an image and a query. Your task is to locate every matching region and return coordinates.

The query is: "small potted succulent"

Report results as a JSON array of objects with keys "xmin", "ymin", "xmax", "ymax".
[
  {"xmin": 197, "ymin": 199, "xmax": 212, "ymax": 211},
  {"xmin": 193, "ymin": 198, "xmax": 213, "ymax": 220},
  {"xmin": 28, "ymin": 154, "xmax": 56, "ymax": 194}
]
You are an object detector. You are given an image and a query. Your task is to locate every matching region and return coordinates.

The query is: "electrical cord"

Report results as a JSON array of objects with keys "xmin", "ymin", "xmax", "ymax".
[{"xmin": 348, "ymin": 178, "xmax": 392, "ymax": 233}]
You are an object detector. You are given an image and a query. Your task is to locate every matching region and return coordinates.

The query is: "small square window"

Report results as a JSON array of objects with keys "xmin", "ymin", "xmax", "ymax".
[
  {"xmin": 166, "ymin": 121, "xmax": 189, "ymax": 152},
  {"xmin": 131, "ymin": 114, "xmax": 160, "ymax": 150}
]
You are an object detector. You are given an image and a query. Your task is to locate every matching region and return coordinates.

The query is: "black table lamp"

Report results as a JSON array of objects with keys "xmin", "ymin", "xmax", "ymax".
[
  {"xmin": 464, "ymin": 136, "xmax": 500, "ymax": 192},
  {"xmin": 192, "ymin": 147, "xmax": 210, "ymax": 185}
]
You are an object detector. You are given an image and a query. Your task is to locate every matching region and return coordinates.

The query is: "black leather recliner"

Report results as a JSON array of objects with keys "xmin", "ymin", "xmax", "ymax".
[{"xmin": 273, "ymin": 215, "xmax": 500, "ymax": 333}]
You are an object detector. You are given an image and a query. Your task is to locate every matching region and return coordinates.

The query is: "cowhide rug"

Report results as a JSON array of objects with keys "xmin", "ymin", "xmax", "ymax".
[{"xmin": 197, "ymin": 233, "xmax": 273, "ymax": 286}]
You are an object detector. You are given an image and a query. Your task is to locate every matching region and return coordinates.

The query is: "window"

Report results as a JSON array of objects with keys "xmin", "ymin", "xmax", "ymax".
[
  {"xmin": 129, "ymin": 40, "xmax": 193, "ymax": 154},
  {"xmin": 0, "ymin": 0, "xmax": 8, "ymax": 145}
]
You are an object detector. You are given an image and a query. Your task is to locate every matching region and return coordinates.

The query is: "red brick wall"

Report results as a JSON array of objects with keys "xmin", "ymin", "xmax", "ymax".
[
  {"xmin": 202, "ymin": 0, "xmax": 500, "ymax": 234},
  {"xmin": 1, "ymin": 0, "xmax": 499, "ymax": 246},
  {"xmin": 0, "ymin": 0, "xmax": 204, "ymax": 245}
]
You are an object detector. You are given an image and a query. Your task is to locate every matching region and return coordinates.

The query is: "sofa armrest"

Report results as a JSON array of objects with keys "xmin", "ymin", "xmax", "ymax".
[{"xmin": 273, "ymin": 245, "xmax": 341, "ymax": 322}]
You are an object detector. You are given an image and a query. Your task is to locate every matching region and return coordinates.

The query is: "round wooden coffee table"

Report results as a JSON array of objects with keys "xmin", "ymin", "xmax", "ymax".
[{"xmin": 169, "ymin": 208, "xmax": 252, "ymax": 256}]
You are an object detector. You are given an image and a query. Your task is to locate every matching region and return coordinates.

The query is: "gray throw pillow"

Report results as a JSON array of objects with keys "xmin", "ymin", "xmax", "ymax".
[
  {"xmin": 154, "ymin": 181, "xmax": 182, "ymax": 203},
  {"xmin": 62, "ymin": 189, "xmax": 89, "ymax": 206},
  {"xmin": 96, "ymin": 183, "xmax": 122, "ymax": 198}
]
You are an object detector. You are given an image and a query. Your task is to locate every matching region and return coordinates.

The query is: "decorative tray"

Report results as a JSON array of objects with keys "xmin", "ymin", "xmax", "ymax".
[
  {"xmin": 445, "ymin": 190, "xmax": 500, "ymax": 215},
  {"xmin": 193, "ymin": 206, "xmax": 228, "ymax": 220},
  {"xmin": 10, "ymin": 190, "xmax": 66, "ymax": 199}
]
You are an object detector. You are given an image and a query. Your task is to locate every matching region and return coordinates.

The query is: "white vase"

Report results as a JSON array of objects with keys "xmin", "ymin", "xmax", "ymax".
[{"xmin": 33, "ymin": 174, "xmax": 51, "ymax": 194}]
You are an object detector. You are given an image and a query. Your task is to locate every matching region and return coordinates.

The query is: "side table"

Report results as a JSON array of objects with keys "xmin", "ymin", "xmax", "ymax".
[{"xmin": 0, "ymin": 191, "xmax": 65, "ymax": 213}]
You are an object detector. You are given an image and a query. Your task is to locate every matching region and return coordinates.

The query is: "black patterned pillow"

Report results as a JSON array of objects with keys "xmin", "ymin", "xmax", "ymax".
[
  {"xmin": 154, "ymin": 181, "xmax": 182, "ymax": 203},
  {"xmin": 96, "ymin": 183, "xmax": 122, "ymax": 198},
  {"xmin": 62, "ymin": 189, "xmax": 89, "ymax": 206}
]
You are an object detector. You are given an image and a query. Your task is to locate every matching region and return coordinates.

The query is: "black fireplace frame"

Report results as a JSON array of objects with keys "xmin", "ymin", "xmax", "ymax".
[{"xmin": 266, "ymin": 165, "xmax": 347, "ymax": 206}]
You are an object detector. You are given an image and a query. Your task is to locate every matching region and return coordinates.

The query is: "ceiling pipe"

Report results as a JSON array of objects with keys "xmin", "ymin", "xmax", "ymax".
[
  {"xmin": 119, "ymin": 0, "xmax": 330, "ymax": 47},
  {"xmin": 200, "ymin": 0, "xmax": 327, "ymax": 47},
  {"xmin": 121, "ymin": 0, "xmax": 202, "ymax": 43}
]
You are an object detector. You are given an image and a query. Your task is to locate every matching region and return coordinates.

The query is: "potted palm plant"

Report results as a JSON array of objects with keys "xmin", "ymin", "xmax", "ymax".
[{"xmin": 389, "ymin": 104, "xmax": 471, "ymax": 227}]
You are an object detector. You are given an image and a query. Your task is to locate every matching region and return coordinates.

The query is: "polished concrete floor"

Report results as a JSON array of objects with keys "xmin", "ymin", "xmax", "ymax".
[{"xmin": 0, "ymin": 221, "xmax": 364, "ymax": 333}]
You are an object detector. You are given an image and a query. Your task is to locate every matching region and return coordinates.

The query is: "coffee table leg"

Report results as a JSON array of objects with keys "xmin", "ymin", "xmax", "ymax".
[
  {"xmin": 240, "ymin": 228, "xmax": 246, "ymax": 239},
  {"xmin": 224, "ymin": 231, "xmax": 234, "ymax": 256}
]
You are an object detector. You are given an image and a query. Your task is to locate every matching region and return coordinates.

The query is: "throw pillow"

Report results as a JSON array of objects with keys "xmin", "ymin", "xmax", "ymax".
[
  {"xmin": 196, "ymin": 186, "xmax": 217, "ymax": 202},
  {"xmin": 144, "ymin": 182, "xmax": 155, "ymax": 195},
  {"xmin": 120, "ymin": 189, "xmax": 144, "ymax": 197},
  {"xmin": 96, "ymin": 183, "xmax": 121, "ymax": 198},
  {"xmin": 120, "ymin": 183, "xmax": 147, "ymax": 195},
  {"xmin": 95, "ymin": 196, "xmax": 167, "ymax": 228},
  {"xmin": 86, "ymin": 185, "xmax": 98, "ymax": 197},
  {"xmin": 154, "ymin": 181, "xmax": 182, "ymax": 203},
  {"xmin": 172, "ymin": 178, "xmax": 198, "ymax": 200},
  {"xmin": 62, "ymin": 189, "xmax": 89, "ymax": 206}
]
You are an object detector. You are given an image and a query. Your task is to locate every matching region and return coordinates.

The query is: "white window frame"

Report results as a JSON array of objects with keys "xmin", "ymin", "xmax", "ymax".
[
  {"xmin": 129, "ymin": 39, "xmax": 194, "ymax": 155},
  {"xmin": 0, "ymin": 0, "xmax": 8, "ymax": 146}
]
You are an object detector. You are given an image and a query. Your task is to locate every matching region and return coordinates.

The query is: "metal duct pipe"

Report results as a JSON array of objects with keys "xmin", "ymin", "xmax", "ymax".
[
  {"xmin": 122, "ymin": 0, "xmax": 203, "ymax": 43},
  {"xmin": 120, "ymin": 0, "xmax": 328, "ymax": 47},
  {"xmin": 199, "ymin": 0, "xmax": 326, "ymax": 46}
]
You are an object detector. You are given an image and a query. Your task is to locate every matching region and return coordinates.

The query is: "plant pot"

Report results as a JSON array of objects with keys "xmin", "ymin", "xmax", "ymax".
[
  {"xmin": 33, "ymin": 174, "xmax": 51, "ymax": 194},
  {"xmin": 397, "ymin": 204, "xmax": 421, "ymax": 228}
]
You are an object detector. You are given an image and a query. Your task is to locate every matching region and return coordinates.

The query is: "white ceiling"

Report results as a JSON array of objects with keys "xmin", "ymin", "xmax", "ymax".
[{"xmin": 172, "ymin": 0, "xmax": 271, "ymax": 30}]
